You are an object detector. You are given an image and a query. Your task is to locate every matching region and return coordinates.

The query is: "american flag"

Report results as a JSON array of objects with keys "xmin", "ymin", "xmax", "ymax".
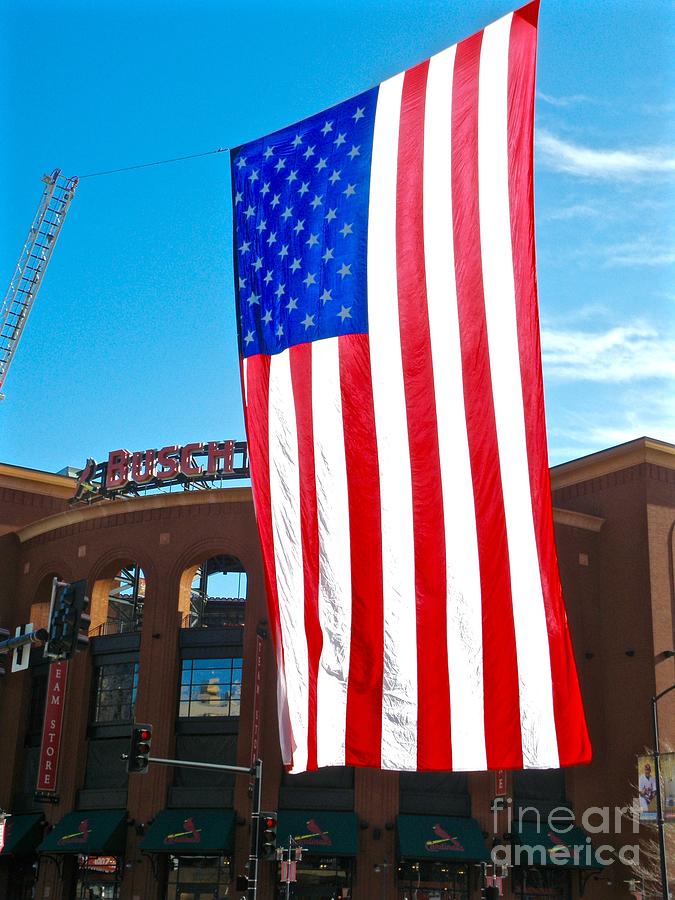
[{"xmin": 232, "ymin": 0, "xmax": 591, "ymax": 773}]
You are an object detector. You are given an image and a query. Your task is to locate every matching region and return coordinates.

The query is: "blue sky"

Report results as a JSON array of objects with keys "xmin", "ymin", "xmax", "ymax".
[{"xmin": 1, "ymin": 0, "xmax": 673, "ymax": 473}]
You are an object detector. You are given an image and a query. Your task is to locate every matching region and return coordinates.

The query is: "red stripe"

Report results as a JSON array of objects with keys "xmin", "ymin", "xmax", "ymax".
[
  {"xmin": 452, "ymin": 32, "xmax": 523, "ymax": 769},
  {"xmin": 289, "ymin": 343, "xmax": 322, "ymax": 771},
  {"xmin": 396, "ymin": 61, "xmax": 452, "ymax": 770},
  {"xmin": 507, "ymin": 2, "xmax": 591, "ymax": 766},
  {"xmin": 340, "ymin": 333, "xmax": 384, "ymax": 768},
  {"xmin": 243, "ymin": 355, "xmax": 294, "ymax": 760}
]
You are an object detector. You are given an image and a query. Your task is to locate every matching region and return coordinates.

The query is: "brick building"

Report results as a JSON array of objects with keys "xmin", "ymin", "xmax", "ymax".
[{"xmin": 0, "ymin": 436, "xmax": 673, "ymax": 900}]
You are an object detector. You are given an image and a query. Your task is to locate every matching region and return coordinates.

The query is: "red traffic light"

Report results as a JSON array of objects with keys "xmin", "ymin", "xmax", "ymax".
[
  {"xmin": 138, "ymin": 728, "xmax": 151, "ymax": 741},
  {"xmin": 262, "ymin": 815, "xmax": 276, "ymax": 829}
]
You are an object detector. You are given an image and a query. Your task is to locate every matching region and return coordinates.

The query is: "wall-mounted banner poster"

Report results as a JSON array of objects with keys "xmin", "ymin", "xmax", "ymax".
[
  {"xmin": 638, "ymin": 753, "xmax": 675, "ymax": 821},
  {"xmin": 231, "ymin": 0, "xmax": 591, "ymax": 774}
]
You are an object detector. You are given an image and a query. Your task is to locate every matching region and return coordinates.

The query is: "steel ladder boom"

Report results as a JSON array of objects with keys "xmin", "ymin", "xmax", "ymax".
[{"xmin": 0, "ymin": 169, "xmax": 78, "ymax": 397}]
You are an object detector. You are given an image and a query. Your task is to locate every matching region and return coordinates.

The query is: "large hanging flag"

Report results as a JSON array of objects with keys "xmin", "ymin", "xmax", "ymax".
[{"xmin": 231, "ymin": 0, "xmax": 591, "ymax": 773}]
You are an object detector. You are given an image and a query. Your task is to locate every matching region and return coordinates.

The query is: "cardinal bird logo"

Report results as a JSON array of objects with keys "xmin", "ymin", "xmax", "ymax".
[
  {"xmin": 424, "ymin": 823, "xmax": 465, "ymax": 853},
  {"xmin": 164, "ymin": 817, "xmax": 202, "ymax": 844},
  {"xmin": 294, "ymin": 818, "xmax": 332, "ymax": 846},
  {"xmin": 58, "ymin": 819, "xmax": 91, "ymax": 845}
]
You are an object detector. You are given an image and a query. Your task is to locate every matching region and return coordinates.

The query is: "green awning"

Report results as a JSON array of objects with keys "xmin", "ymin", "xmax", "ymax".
[
  {"xmin": 397, "ymin": 815, "xmax": 490, "ymax": 861},
  {"xmin": 38, "ymin": 810, "xmax": 127, "ymax": 855},
  {"xmin": 0, "ymin": 814, "xmax": 43, "ymax": 857},
  {"xmin": 277, "ymin": 811, "xmax": 358, "ymax": 857},
  {"xmin": 140, "ymin": 809, "xmax": 235, "ymax": 854},
  {"xmin": 512, "ymin": 824, "xmax": 605, "ymax": 869}
]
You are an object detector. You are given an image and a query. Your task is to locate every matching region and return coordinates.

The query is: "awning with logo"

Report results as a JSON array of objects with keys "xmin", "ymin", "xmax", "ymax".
[
  {"xmin": 0, "ymin": 814, "xmax": 43, "ymax": 857},
  {"xmin": 511, "ymin": 824, "xmax": 605, "ymax": 869},
  {"xmin": 38, "ymin": 810, "xmax": 127, "ymax": 855},
  {"xmin": 140, "ymin": 809, "xmax": 236, "ymax": 854},
  {"xmin": 397, "ymin": 815, "xmax": 490, "ymax": 861},
  {"xmin": 277, "ymin": 811, "xmax": 358, "ymax": 857}
]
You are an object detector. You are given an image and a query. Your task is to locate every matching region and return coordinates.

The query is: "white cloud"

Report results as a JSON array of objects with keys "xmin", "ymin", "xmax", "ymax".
[
  {"xmin": 541, "ymin": 202, "xmax": 601, "ymax": 221},
  {"xmin": 603, "ymin": 240, "xmax": 675, "ymax": 267},
  {"xmin": 537, "ymin": 92, "xmax": 597, "ymax": 108},
  {"xmin": 541, "ymin": 322, "xmax": 675, "ymax": 382},
  {"xmin": 536, "ymin": 129, "xmax": 675, "ymax": 180}
]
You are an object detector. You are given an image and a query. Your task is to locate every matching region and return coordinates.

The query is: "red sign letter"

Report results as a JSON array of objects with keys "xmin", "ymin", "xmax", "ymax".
[
  {"xmin": 105, "ymin": 450, "xmax": 130, "ymax": 490},
  {"xmin": 207, "ymin": 440, "xmax": 234, "ymax": 475}
]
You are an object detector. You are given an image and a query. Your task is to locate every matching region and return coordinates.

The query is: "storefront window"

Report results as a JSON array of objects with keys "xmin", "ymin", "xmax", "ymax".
[
  {"xmin": 75, "ymin": 855, "xmax": 122, "ymax": 899},
  {"xmin": 179, "ymin": 658, "xmax": 242, "ymax": 718},
  {"xmin": 280, "ymin": 856, "xmax": 352, "ymax": 900},
  {"xmin": 166, "ymin": 854, "xmax": 231, "ymax": 900},
  {"xmin": 397, "ymin": 862, "xmax": 469, "ymax": 900},
  {"xmin": 91, "ymin": 662, "xmax": 139, "ymax": 724},
  {"xmin": 513, "ymin": 867, "xmax": 570, "ymax": 900}
]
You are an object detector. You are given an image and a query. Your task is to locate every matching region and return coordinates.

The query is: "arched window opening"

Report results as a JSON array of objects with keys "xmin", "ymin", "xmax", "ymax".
[
  {"xmin": 183, "ymin": 554, "xmax": 247, "ymax": 629},
  {"xmin": 90, "ymin": 563, "xmax": 145, "ymax": 637}
]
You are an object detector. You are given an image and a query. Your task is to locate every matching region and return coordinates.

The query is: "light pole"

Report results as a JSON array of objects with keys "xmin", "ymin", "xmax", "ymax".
[{"xmin": 652, "ymin": 681, "xmax": 675, "ymax": 900}]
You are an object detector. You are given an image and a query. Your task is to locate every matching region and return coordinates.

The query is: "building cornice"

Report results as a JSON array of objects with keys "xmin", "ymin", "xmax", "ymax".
[
  {"xmin": 16, "ymin": 487, "xmax": 253, "ymax": 544},
  {"xmin": 552, "ymin": 507, "xmax": 605, "ymax": 532},
  {"xmin": 550, "ymin": 437, "xmax": 675, "ymax": 490},
  {"xmin": 0, "ymin": 463, "xmax": 76, "ymax": 499}
]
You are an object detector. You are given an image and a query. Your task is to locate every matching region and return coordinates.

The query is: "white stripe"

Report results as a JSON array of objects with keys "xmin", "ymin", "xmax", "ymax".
[
  {"xmin": 368, "ymin": 72, "xmax": 418, "ymax": 771},
  {"xmin": 478, "ymin": 14, "xmax": 559, "ymax": 767},
  {"xmin": 268, "ymin": 351, "xmax": 310, "ymax": 773},
  {"xmin": 311, "ymin": 337, "xmax": 353, "ymax": 767},
  {"xmin": 424, "ymin": 44, "xmax": 488, "ymax": 771}
]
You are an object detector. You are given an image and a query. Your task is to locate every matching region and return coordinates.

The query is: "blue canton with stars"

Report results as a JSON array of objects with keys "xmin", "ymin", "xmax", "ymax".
[{"xmin": 232, "ymin": 87, "xmax": 378, "ymax": 357}]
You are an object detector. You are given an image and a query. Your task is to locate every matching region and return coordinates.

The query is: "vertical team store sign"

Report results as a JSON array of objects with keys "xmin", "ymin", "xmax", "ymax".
[{"xmin": 36, "ymin": 661, "xmax": 68, "ymax": 794}]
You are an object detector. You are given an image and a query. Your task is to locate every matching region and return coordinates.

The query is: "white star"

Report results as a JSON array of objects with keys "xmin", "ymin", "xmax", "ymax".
[
  {"xmin": 338, "ymin": 305, "xmax": 352, "ymax": 322},
  {"xmin": 262, "ymin": 309, "xmax": 273, "ymax": 325},
  {"xmin": 303, "ymin": 272, "xmax": 317, "ymax": 287},
  {"xmin": 266, "ymin": 231, "xmax": 277, "ymax": 246},
  {"xmin": 322, "ymin": 247, "xmax": 334, "ymax": 263},
  {"xmin": 287, "ymin": 169, "xmax": 299, "ymax": 183},
  {"xmin": 244, "ymin": 329, "xmax": 254, "ymax": 344},
  {"xmin": 293, "ymin": 219, "xmax": 305, "ymax": 235},
  {"xmin": 236, "ymin": 155, "xmax": 247, "ymax": 169},
  {"xmin": 301, "ymin": 313, "xmax": 316, "ymax": 329},
  {"xmin": 328, "ymin": 169, "xmax": 341, "ymax": 185},
  {"xmin": 239, "ymin": 240, "xmax": 251, "ymax": 253},
  {"xmin": 238, "ymin": 276, "xmax": 247, "ymax": 289},
  {"xmin": 339, "ymin": 222, "xmax": 353, "ymax": 237},
  {"xmin": 334, "ymin": 132, "xmax": 347, "ymax": 147},
  {"xmin": 249, "ymin": 168, "xmax": 259, "ymax": 183},
  {"xmin": 274, "ymin": 158, "xmax": 286, "ymax": 172},
  {"xmin": 263, "ymin": 270, "xmax": 273, "ymax": 285},
  {"xmin": 320, "ymin": 288, "xmax": 332, "ymax": 303},
  {"xmin": 310, "ymin": 194, "xmax": 323, "ymax": 210},
  {"xmin": 253, "ymin": 256, "xmax": 263, "ymax": 271},
  {"xmin": 278, "ymin": 243, "xmax": 289, "ymax": 258},
  {"xmin": 270, "ymin": 193, "xmax": 281, "ymax": 208},
  {"xmin": 260, "ymin": 181, "xmax": 271, "ymax": 196},
  {"xmin": 256, "ymin": 219, "xmax": 267, "ymax": 233},
  {"xmin": 292, "ymin": 134, "xmax": 303, "ymax": 148},
  {"xmin": 348, "ymin": 144, "xmax": 361, "ymax": 160},
  {"xmin": 353, "ymin": 106, "xmax": 365, "ymax": 121},
  {"xmin": 247, "ymin": 291, "xmax": 261, "ymax": 306},
  {"xmin": 286, "ymin": 297, "xmax": 298, "ymax": 311},
  {"xmin": 235, "ymin": 191, "xmax": 243, "ymax": 205},
  {"xmin": 275, "ymin": 283, "xmax": 286, "ymax": 298},
  {"xmin": 298, "ymin": 181, "xmax": 310, "ymax": 196},
  {"xmin": 337, "ymin": 262, "xmax": 352, "ymax": 278},
  {"xmin": 281, "ymin": 206, "xmax": 293, "ymax": 221},
  {"xmin": 244, "ymin": 205, "xmax": 255, "ymax": 219},
  {"xmin": 263, "ymin": 146, "xmax": 274, "ymax": 159},
  {"xmin": 306, "ymin": 233, "xmax": 319, "ymax": 247},
  {"xmin": 303, "ymin": 145, "xmax": 316, "ymax": 160},
  {"xmin": 290, "ymin": 258, "xmax": 302, "ymax": 272},
  {"xmin": 276, "ymin": 323, "xmax": 284, "ymax": 337},
  {"xmin": 325, "ymin": 207, "xmax": 338, "ymax": 222},
  {"xmin": 343, "ymin": 183, "xmax": 356, "ymax": 198},
  {"xmin": 315, "ymin": 157, "xmax": 328, "ymax": 172},
  {"xmin": 321, "ymin": 120, "xmax": 333, "ymax": 135}
]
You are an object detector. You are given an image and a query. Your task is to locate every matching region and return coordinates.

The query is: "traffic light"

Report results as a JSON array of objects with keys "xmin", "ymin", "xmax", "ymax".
[
  {"xmin": 45, "ymin": 579, "xmax": 90, "ymax": 660},
  {"xmin": 127, "ymin": 723, "xmax": 153, "ymax": 774},
  {"xmin": 0, "ymin": 627, "xmax": 9, "ymax": 678},
  {"xmin": 258, "ymin": 812, "xmax": 278, "ymax": 860}
]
